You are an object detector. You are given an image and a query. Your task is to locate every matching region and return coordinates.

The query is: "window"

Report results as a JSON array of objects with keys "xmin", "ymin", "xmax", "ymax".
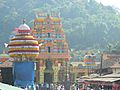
[
  {"xmin": 48, "ymin": 33, "xmax": 50, "ymax": 38},
  {"xmin": 48, "ymin": 47, "xmax": 51, "ymax": 53}
]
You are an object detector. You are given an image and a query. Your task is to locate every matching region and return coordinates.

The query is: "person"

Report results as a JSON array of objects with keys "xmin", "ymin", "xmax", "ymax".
[
  {"xmin": 50, "ymin": 83, "xmax": 54, "ymax": 90},
  {"xmin": 64, "ymin": 80, "xmax": 70, "ymax": 90},
  {"xmin": 60, "ymin": 85, "xmax": 65, "ymax": 90},
  {"xmin": 101, "ymin": 85, "xmax": 104, "ymax": 90},
  {"xmin": 43, "ymin": 83, "xmax": 47, "ymax": 90},
  {"xmin": 36, "ymin": 84, "xmax": 39, "ymax": 90},
  {"xmin": 41, "ymin": 84, "xmax": 44, "ymax": 90},
  {"xmin": 24, "ymin": 87, "xmax": 28, "ymax": 90},
  {"xmin": 75, "ymin": 81, "xmax": 79, "ymax": 90},
  {"xmin": 57, "ymin": 84, "xmax": 61, "ymax": 90},
  {"xmin": 28, "ymin": 85, "xmax": 31, "ymax": 90},
  {"xmin": 46, "ymin": 83, "xmax": 49, "ymax": 90},
  {"xmin": 31, "ymin": 85, "xmax": 35, "ymax": 90},
  {"xmin": 86, "ymin": 86, "xmax": 91, "ymax": 90}
]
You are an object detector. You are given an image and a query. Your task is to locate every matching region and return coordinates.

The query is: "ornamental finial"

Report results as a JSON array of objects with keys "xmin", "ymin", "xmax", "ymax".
[{"xmin": 23, "ymin": 18, "xmax": 26, "ymax": 24}]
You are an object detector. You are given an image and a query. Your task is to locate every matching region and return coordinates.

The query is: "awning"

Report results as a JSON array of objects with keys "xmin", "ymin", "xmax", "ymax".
[{"xmin": 85, "ymin": 78, "xmax": 120, "ymax": 82}]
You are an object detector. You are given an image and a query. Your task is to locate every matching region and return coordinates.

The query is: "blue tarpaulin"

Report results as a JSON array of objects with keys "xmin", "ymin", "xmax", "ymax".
[{"xmin": 13, "ymin": 62, "xmax": 34, "ymax": 87}]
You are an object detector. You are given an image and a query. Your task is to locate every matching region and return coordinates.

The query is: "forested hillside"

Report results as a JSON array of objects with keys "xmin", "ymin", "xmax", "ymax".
[{"xmin": 0, "ymin": 0, "xmax": 120, "ymax": 52}]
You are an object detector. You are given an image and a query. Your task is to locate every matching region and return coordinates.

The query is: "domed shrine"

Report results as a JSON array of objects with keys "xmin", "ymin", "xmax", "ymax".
[
  {"xmin": 8, "ymin": 22, "xmax": 39, "ymax": 61},
  {"xmin": 8, "ymin": 21, "xmax": 39, "ymax": 88}
]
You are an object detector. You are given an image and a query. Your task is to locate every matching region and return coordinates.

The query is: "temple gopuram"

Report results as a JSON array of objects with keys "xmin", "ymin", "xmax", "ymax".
[{"xmin": 32, "ymin": 12, "xmax": 70, "ymax": 84}]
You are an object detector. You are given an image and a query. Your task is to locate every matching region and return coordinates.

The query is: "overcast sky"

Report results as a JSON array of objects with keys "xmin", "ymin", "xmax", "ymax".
[{"xmin": 95, "ymin": 0, "xmax": 120, "ymax": 9}]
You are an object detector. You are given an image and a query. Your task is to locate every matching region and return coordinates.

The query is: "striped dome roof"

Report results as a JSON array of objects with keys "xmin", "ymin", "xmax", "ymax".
[
  {"xmin": 18, "ymin": 23, "xmax": 30, "ymax": 30},
  {"xmin": 17, "ymin": 23, "xmax": 31, "ymax": 34},
  {"xmin": 8, "ymin": 23, "xmax": 39, "ymax": 61}
]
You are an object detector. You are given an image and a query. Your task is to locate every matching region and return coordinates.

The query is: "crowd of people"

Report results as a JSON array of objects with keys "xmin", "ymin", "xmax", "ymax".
[
  {"xmin": 22, "ymin": 81, "xmax": 109, "ymax": 90},
  {"xmin": 23, "ymin": 82, "xmax": 70, "ymax": 90},
  {"xmin": 22, "ymin": 80, "xmax": 83, "ymax": 90}
]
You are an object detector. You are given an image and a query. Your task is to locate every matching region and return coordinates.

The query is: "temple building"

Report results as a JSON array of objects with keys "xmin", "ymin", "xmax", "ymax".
[
  {"xmin": 0, "ymin": 50, "xmax": 13, "ymax": 85},
  {"xmin": 8, "ymin": 21, "xmax": 39, "ymax": 88},
  {"xmin": 32, "ymin": 12, "xmax": 70, "ymax": 84},
  {"xmin": 110, "ymin": 62, "xmax": 120, "ymax": 74}
]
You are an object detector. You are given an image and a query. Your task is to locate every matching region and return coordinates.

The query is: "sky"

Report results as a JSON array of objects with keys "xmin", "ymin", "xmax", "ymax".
[{"xmin": 95, "ymin": 0, "xmax": 120, "ymax": 9}]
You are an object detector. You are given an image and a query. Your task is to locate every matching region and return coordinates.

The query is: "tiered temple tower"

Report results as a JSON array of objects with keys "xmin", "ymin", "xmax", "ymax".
[
  {"xmin": 33, "ymin": 12, "xmax": 70, "ymax": 84},
  {"xmin": 84, "ymin": 53, "xmax": 97, "ymax": 75}
]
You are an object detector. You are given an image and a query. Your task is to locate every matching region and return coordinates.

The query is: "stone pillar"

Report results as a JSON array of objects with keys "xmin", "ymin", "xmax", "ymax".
[
  {"xmin": 52, "ymin": 60, "xmax": 60, "ymax": 83},
  {"xmin": 74, "ymin": 72, "xmax": 77, "ymax": 82},
  {"xmin": 39, "ymin": 60, "xmax": 45, "ymax": 84}
]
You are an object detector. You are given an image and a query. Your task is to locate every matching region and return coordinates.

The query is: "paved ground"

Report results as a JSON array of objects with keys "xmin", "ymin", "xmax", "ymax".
[{"xmin": 0, "ymin": 82, "xmax": 23, "ymax": 90}]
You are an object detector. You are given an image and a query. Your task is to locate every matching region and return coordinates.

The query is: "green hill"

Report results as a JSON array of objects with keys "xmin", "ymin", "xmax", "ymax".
[{"xmin": 0, "ymin": 0, "xmax": 120, "ymax": 52}]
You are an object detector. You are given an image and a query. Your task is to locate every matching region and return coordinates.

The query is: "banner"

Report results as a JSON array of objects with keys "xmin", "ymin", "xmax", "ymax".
[{"xmin": 13, "ymin": 62, "xmax": 34, "ymax": 87}]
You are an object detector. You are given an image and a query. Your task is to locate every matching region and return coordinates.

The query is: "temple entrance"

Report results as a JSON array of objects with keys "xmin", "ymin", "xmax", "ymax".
[
  {"xmin": 44, "ymin": 72, "xmax": 53, "ymax": 84},
  {"xmin": 1, "ymin": 67, "xmax": 13, "ymax": 85},
  {"xmin": 58, "ymin": 68, "xmax": 65, "ymax": 83},
  {"xmin": 44, "ymin": 59, "xmax": 54, "ymax": 84}
]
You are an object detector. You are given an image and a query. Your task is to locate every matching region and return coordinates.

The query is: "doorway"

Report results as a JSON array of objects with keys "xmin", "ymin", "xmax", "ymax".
[
  {"xmin": 1, "ymin": 67, "xmax": 13, "ymax": 85},
  {"xmin": 44, "ymin": 72, "xmax": 53, "ymax": 84},
  {"xmin": 44, "ymin": 60, "xmax": 54, "ymax": 84}
]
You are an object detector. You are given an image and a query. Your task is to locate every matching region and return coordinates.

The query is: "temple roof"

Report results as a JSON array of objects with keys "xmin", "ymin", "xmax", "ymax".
[
  {"xmin": 18, "ymin": 24, "xmax": 30, "ymax": 30},
  {"xmin": 8, "ymin": 22, "xmax": 39, "ymax": 60}
]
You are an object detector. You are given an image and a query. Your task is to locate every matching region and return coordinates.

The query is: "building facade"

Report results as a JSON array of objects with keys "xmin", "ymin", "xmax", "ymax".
[
  {"xmin": 33, "ymin": 12, "xmax": 70, "ymax": 84},
  {"xmin": 0, "ymin": 51, "xmax": 13, "ymax": 85}
]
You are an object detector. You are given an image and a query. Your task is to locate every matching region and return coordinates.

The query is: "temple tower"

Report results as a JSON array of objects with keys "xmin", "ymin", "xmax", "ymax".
[{"xmin": 33, "ymin": 12, "xmax": 70, "ymax": 84}]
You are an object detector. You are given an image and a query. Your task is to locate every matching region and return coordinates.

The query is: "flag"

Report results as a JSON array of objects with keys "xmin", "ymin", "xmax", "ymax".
[{"xmin": 4, "ymin": 43, "xmax": 8, "ymax": 47}]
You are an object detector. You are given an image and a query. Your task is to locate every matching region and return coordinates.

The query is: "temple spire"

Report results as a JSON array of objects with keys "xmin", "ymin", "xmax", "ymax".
[{"xmin": 23, "ymin": 18, "xmax": 26, "ymax": 24}]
